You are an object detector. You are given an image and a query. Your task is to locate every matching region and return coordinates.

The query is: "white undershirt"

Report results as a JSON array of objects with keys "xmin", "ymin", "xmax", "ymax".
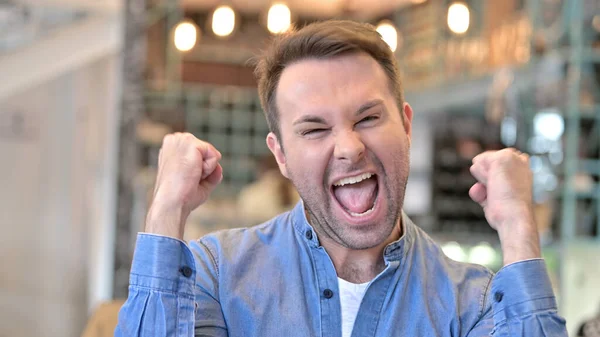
[{"xmin": 338, "ymin": 277, "xmax": 370, "ymax": 337}]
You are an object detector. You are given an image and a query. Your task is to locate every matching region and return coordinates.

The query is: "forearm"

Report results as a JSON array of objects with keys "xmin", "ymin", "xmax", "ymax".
[
  {"xmin": 496, "ymin": 208, "xmax": 541, "ymax": 266},
  {"xmin": 145, "ymin": 202, "xmax": 188, "ymax": 240}
]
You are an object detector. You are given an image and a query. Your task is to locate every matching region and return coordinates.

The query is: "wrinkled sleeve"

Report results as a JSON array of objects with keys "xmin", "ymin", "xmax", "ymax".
[
  {"xmin": 467, "ymin": 259, "xmax": 567, "ymax": 337},
  {"xmin": 115, "ymin": 233, "xmax": 227, "ymax": 337}
]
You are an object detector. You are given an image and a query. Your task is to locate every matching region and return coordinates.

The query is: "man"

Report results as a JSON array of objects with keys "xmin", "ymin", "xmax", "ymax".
[{"xmin": 116, "ymin": 20, "xmax": 567, "ymax": 336}]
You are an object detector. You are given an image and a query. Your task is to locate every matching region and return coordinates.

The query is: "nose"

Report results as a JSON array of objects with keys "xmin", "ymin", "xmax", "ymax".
[{"xmin": 333, "ymin": 130, "xmax": 365, "ymax": 163}]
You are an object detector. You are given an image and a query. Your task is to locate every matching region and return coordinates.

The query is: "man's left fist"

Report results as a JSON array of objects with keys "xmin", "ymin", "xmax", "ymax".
[{"xmin": 469, "ymin": 148, "xmax": 541, "ymax": 265}]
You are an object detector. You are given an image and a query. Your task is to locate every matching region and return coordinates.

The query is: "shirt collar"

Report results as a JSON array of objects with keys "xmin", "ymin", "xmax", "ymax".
[{"xmin": 290, "ymin": 200, "xmax": 414, "ymax": 261}]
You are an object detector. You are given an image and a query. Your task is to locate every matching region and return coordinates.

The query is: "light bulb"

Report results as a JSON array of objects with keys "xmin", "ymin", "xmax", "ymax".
[
  {"xmin": 174, "ymin": 20, "xmax": 197, "ymax": 52},
  {"xmin": 212, "ymin": 5, "xmax": 236, "ymax": 37},
  {"xmin": 268, "ymin": 3, "xmax": 291, "ymax": 34},
  {"xmin": 376, "ymin": 20, "xmax": 398, "ymax": 52},
  {"xmin": 447, "ymin": 2, "xmax": 470, "ymax": 34}
]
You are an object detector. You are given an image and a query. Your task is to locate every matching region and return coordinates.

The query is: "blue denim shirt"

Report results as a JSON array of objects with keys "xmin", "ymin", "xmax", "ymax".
[{"xmin": 116, "ymin": 202, "xmax": 567, "ymax": 336}]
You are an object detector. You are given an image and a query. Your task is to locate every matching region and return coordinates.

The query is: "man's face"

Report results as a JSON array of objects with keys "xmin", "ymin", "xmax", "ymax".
[{"xmin": 267, "ymin": 52, "xmax": 413, "ymax": 250}]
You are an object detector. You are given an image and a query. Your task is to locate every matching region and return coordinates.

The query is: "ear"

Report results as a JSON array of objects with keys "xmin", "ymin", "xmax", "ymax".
[
  {"xmin": 266, "ymin": 132, "xmax": 289, "ymax": 178},
  {"xmin": 402, "ymin": 102, "xmax": 414, "ymax": 145}
]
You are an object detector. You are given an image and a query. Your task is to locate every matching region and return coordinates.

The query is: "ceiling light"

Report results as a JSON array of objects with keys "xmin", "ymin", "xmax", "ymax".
[
  {"xmin": 268, "ymin": 3, "xmax": 291, "ymax": 34},
  {"xmin": 212, "ymin": 5, "xmax": 235, "ymax": 37},
  {"xmin": 174, "ymin": 20, "xmax": 198, "ymax": 52},
  {"xmin": 447, "ymin": 2, "xmax": 470, "ymax": 34},
  {"xmin": 376, "ymin": 20, "xmax": 398, "ymax": 52}
]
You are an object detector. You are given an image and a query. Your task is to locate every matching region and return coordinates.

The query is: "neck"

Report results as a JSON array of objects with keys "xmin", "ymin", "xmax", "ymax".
[{"xmin": 320, "ymin": 220, "xmax": 402, "ymax": 284}]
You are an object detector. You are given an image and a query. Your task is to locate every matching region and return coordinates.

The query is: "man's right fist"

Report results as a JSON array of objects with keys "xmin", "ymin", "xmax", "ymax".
[{"xmin": 145, "ymin": 133, "xmax": 223, "ymax": 239}]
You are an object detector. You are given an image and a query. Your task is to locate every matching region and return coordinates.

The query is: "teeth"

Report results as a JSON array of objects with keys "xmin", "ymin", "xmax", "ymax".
[
  {"xmin": 333, "ymin": 173, "xmax": 373, "ymax": 187},
  {"xmin": 348, "ymin": 201, "xmax": 377, "ymax": 217},
  {"xmin": 348, "ymin": 206, "xmax": 375, "ymax": 217}
]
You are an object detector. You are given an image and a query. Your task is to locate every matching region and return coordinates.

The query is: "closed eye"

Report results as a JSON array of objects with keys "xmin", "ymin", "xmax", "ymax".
[
  {"xmin": 356, "ymin": 115, "xmax": 379, "ymax": 125},
  {"xmin": 301, "ymin": 128, "xmax": 328, "ymax": 136}
]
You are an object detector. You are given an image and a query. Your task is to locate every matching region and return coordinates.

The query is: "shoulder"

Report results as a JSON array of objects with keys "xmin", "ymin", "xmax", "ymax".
[
  {"xmin": 409, "ymin": 222, "xmax": 494, "ymax": 286},
  {"xmin": 407, "ymin": 221, "xmax": 494, "ymax": 323}
]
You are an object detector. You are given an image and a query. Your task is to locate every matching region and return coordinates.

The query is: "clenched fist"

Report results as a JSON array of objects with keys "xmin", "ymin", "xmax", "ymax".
[
  {"xmin": 469, "ymin": 148, "xmax": 541, "ymax": 266},
  {"xmin": 146, "ymin": 133, "xmax": 223, "ymax": 239}
]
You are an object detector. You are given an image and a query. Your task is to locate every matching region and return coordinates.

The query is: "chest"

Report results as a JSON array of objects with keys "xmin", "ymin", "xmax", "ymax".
[{"xmin": 218, "ymin": 264, "xmax": 462, "ymax": 337}]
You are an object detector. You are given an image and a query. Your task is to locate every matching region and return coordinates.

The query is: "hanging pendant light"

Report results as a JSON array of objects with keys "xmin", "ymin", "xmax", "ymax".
[
  {"xmin": 267, "ymin": 3, "xmax": 291, "ymax": 34},
  {"xmin": 174, "ymin": 20, "xmax": 198, "ymax": 52},
  {"xmin": 447, "ymin": 2, "xmax": 470, "ymax": 34},
  {"xmin": 212, "ymin": 5, "xmax": 236, "ymax": 37},
  {"xmin": 376, "ymin": 20, "xmax": 399, "ymax": 52}
]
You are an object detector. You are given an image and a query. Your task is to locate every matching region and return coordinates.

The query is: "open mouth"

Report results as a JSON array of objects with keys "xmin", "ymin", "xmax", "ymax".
[{"xmin": 331, "ymin": 173, "xmax": 379, "ymax": 217}]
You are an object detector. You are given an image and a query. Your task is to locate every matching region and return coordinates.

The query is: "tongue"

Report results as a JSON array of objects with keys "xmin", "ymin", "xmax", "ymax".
[{"xmin": 333, "ymin": 178, "xmax": 377, "ymax": 214}]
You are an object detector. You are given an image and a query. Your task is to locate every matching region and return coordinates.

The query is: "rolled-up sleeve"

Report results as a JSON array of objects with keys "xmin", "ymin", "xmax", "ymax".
[
  {"xmin": 115, "ymin": 233, "xmax": 199, "ymax": 337},
  {"xmin": 467, "ymin": 259, "xmax": 567, "ymax": 336}
]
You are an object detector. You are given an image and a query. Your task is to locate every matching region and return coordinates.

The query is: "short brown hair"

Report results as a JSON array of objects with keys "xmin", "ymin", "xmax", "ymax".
[{"xmin": 254, "ymin": 20, "xmax": 404, "ymax": 142}]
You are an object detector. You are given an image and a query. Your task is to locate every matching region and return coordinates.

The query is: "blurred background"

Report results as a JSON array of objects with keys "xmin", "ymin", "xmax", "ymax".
[{"xmin": 1, "ymin": 0, "xmax": 600, "ymax": 335}]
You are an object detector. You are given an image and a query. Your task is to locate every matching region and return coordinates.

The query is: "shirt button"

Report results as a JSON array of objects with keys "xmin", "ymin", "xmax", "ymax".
[
  {"xmin": 323, "ymin": 289, "xmax": 334, "ymax": 299},
  {"xmin": 305, "ymin": 230, "xmax": 313, "ymax": 240},
  {"xmin": 494, "ymin": 291, "xmax": 504, "ymax": 303},
  {"xmin": 180, "ymin": 266, "xmax": 193, "ymax": 278}
]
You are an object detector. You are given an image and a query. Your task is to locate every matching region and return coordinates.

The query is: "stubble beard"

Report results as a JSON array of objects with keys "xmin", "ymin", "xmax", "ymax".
[{"xmin": 290, "ymin": 157, "xmax": 409, "ymax": 250}]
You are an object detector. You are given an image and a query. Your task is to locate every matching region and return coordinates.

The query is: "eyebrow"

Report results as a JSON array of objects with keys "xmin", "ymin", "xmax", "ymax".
[
  {"xmin": 293, "ymin": 115, "xmax": 327, "ymax": 126},
  {"xmin": 355, "ymin": 99, "xmax": 383, "ymax": 116},
  {"xmin": 292, "ymin": 99, "xmax": 384, "ymax": 126}
]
